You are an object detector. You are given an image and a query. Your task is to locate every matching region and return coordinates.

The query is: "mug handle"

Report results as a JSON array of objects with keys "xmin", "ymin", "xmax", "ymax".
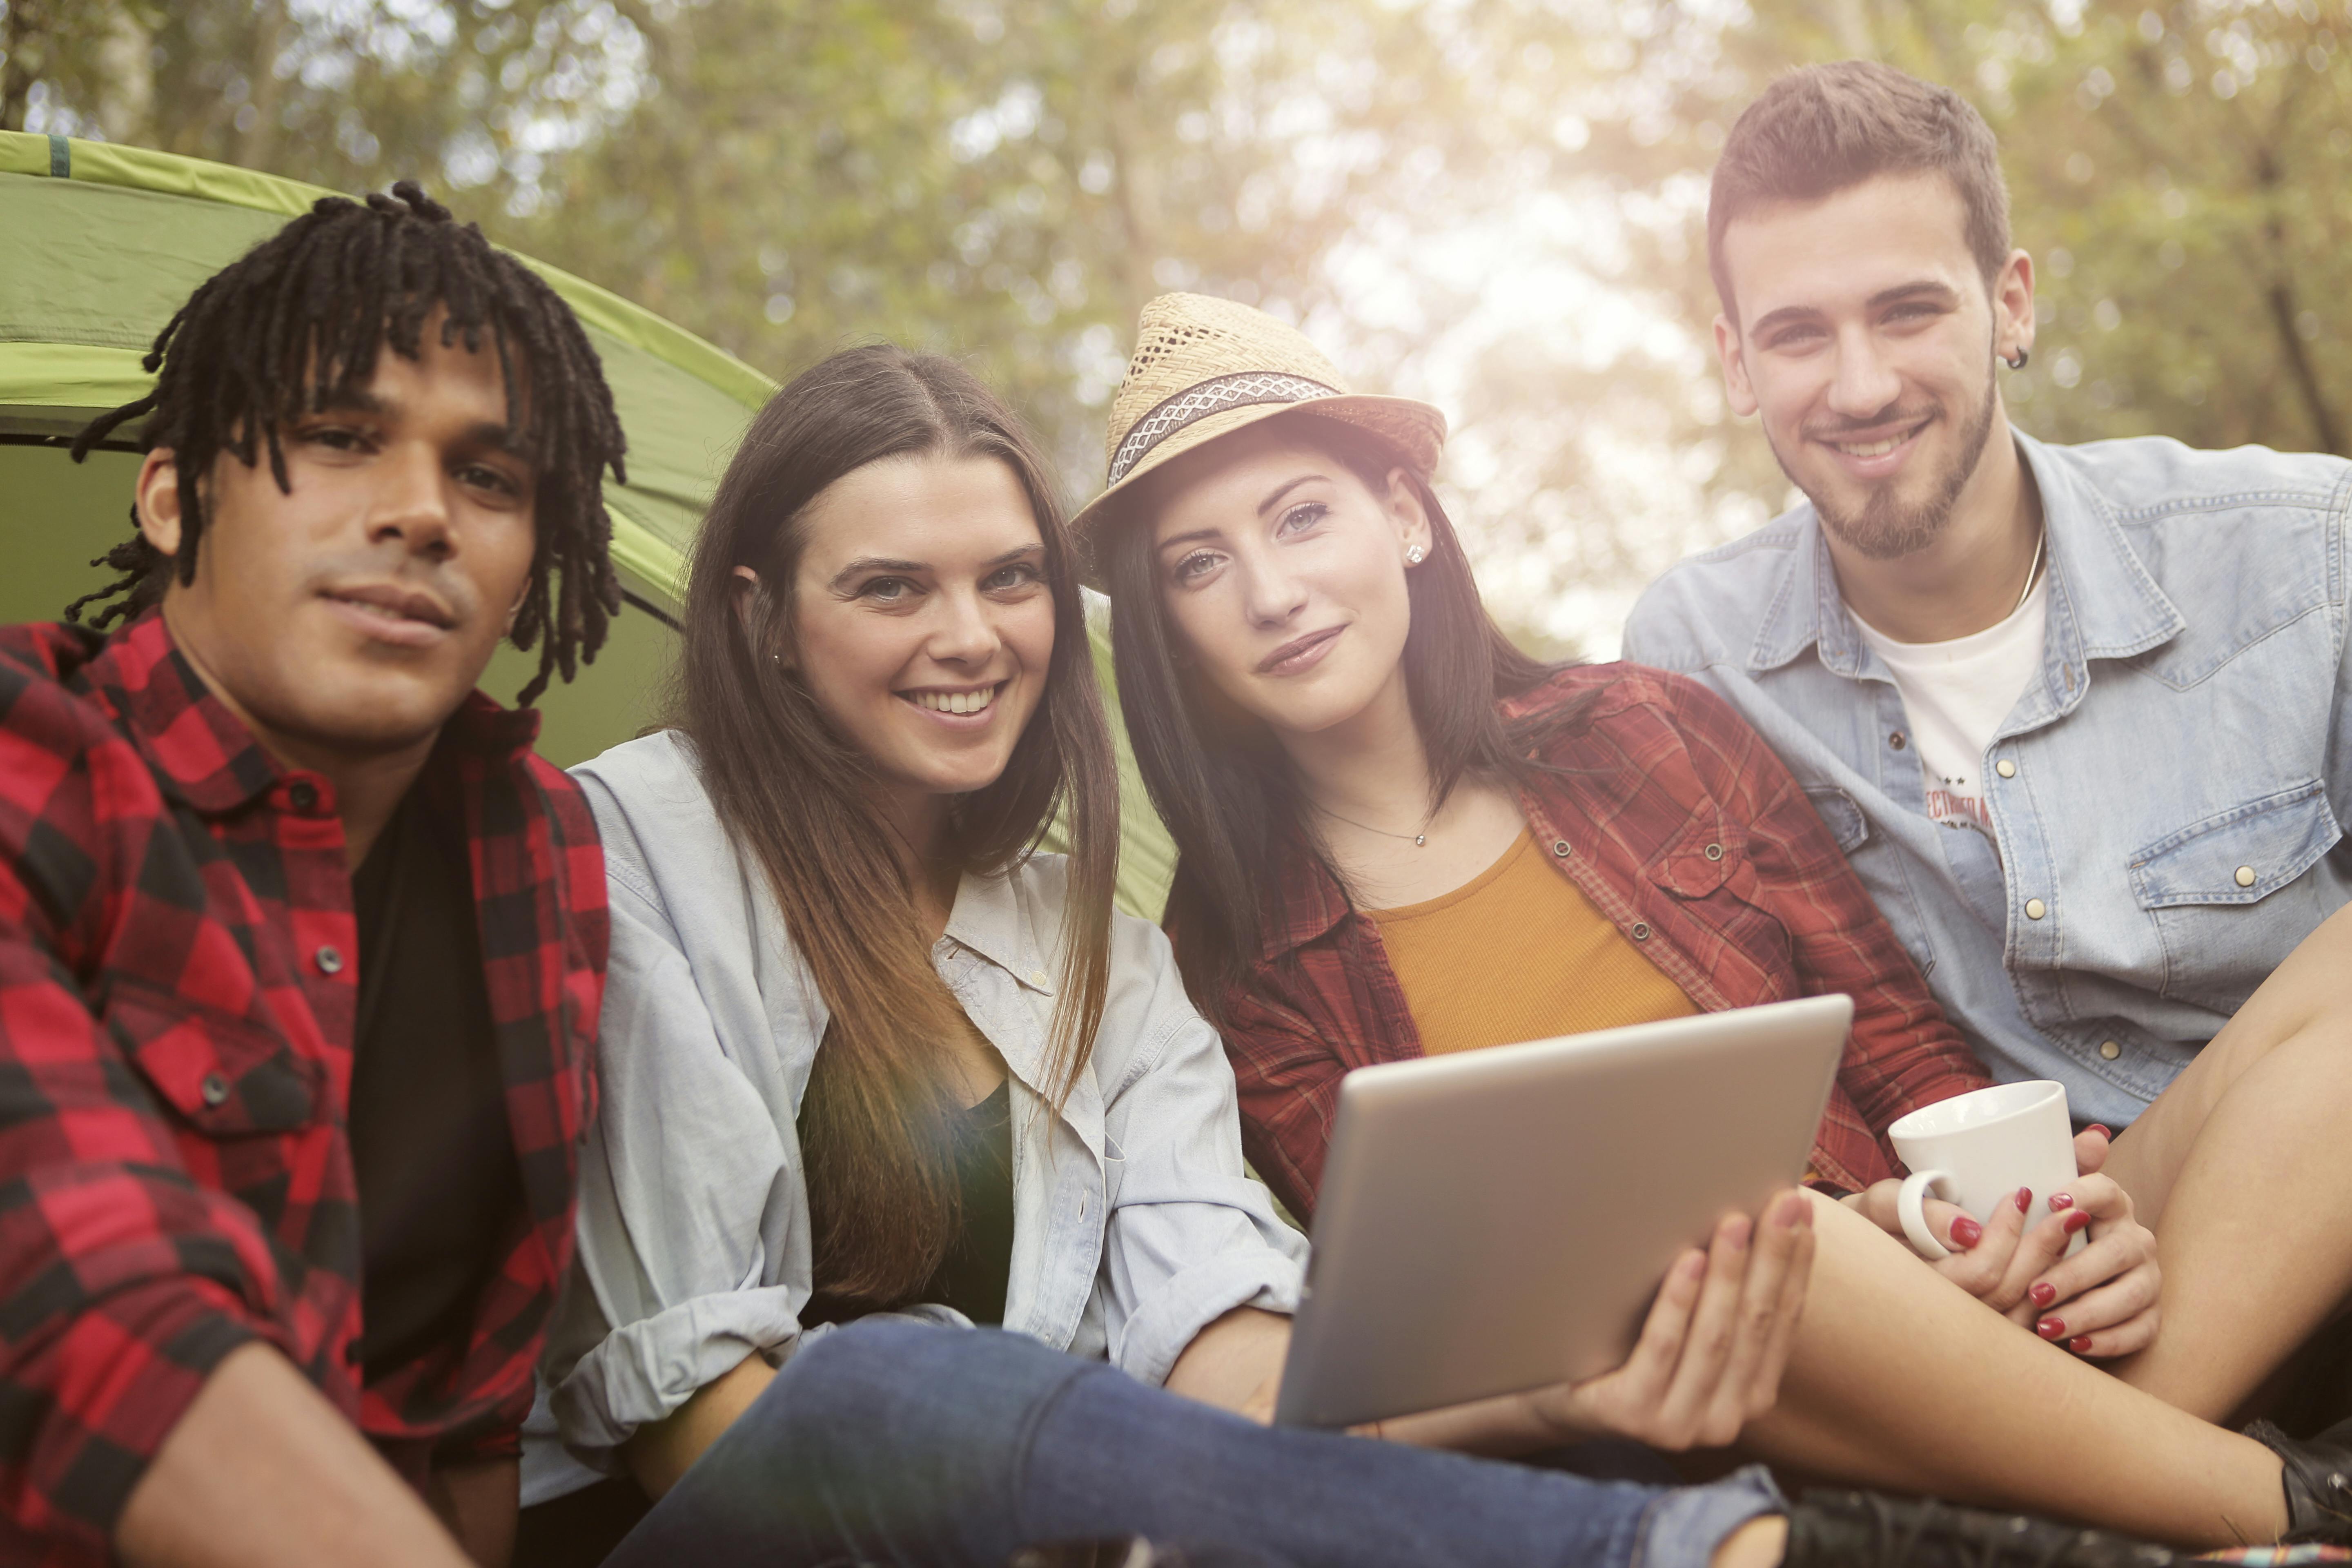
[{"xmin": 1898, "ymin": 1169, "xmax": 1958, "ymax": 1261}]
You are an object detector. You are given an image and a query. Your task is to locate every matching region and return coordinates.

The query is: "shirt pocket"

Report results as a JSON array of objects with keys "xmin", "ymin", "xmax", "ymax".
[
  {"xmin": 1647, "ymin": 813, "xmax": 1744, "ymax": 899},
  {"xmin": 2129, "ymin": 781, "xmax": 2343, "ymax": 1009},
  {"xmin": 1101, "ymin": 1132, "xmax": 1127, "ymax": 1210},
  {"xmin": 103, "ymin": 979, "xmax": 321, "ymax": 1136},
  {"xmin": 1803, "ymin": 786, "xmax": 1871, "ymax": 855}
]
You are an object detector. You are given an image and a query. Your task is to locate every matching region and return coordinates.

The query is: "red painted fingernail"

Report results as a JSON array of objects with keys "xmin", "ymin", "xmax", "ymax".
[
  {"xmin": 2086, "ymin": 1124, "xmax": 2113, "ymax": 1140},
  {"xmin": 2068, "ymin": 1335, "xmax": 2094, "ymax": 1353},
  {"xmin": 2016, "ymin": 1187, "xmax": 2033, "ymax": 1213},
  {"xmin": 1949, "ymin": 1215, "xmax": 1983, "ymax": 1248},
  {"xmin": 2047, "ymin": 1191, "xmax": 2075, "ymax": 1212},
  {"xmin": 2038, "ymin": 1316, "xmax": 2066, "ymax": 1339},
  {"xmin": 2030, "ymin": 1281, "xmax": 2057, "ymax": 1307},
  {"xmin": 2062, "ymin": 1210, "xmax": 2092, "ymax": 1236}
]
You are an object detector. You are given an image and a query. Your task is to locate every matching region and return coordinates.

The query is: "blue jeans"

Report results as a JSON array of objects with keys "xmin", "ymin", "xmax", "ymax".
[{"xmin": 606, "ymin": 1321, "xmax": 1784, "ymax": 1568}]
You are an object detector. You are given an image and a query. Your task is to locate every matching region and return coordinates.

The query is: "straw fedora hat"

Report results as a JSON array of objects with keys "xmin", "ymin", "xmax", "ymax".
[{"xmin": 1070, "ymin": 292, "xmax": 1448, "ymax": 539}]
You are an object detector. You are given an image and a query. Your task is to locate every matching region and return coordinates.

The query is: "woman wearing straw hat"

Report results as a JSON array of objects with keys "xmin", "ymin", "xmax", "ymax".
[{"xmin": 1085, "ymin": 292, "xmax": 2346, "ymax": 1550}]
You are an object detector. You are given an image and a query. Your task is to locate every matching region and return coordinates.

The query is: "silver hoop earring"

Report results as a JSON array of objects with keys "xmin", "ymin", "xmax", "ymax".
[
  {"xmin": 1405, "ymin": 545, "xmax": 1425, "ymax": 566},
  {"xmin": 2005, "ymin": 348, "xmax": 2030, "ymax": 371}
]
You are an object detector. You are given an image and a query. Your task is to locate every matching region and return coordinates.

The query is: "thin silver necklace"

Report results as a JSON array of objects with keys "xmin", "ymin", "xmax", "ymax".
[
  {"xmin": 2013, "ymin": 526, "xmax": 2047, "ymax": 617},
  {"xmin": 1315, "ymin": 800, "xmax": 1436, "ymax": 848}
]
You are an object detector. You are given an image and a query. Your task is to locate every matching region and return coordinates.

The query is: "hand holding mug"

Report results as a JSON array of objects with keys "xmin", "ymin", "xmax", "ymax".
[
  {"xmin": 1852, "ymin": 1107, "xmax": 2162, "ymax": 1355},
  {"xmin": 2005, "ymin": 1130, "xmax": 2162, "ymax": 1357},
  {"xmin": 1887, "ymin": 1081, "xmax": 2083, "ymax": 1264}
]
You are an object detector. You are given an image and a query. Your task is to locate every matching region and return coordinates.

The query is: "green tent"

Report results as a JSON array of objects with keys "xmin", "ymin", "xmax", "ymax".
[{"xmin": 0, "ymin": 131, "xmax": 1173, "ymax": 917}]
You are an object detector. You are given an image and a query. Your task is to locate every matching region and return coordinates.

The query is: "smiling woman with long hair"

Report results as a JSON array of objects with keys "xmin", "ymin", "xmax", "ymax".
[
  {"xmin": 1087, "ymin": 292, "xmax": 2349, "ymax": 1552},
  {"xmin": 514, "ymin": 344, "xmax": 1312, "ymax": 1552}
]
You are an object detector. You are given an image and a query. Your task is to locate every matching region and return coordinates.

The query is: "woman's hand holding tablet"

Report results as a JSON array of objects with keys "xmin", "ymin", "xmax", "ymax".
[{"xmin": 1524, "ymin": 1189, "xmax": 1817, "ymax": 1452}]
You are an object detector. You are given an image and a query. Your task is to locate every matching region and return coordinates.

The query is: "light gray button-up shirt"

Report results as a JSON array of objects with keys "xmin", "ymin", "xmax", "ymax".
[
  {"xmin": 533, "ymin": 729, "xmax": 1305, "ymax": 1481},
  {"xmin": 1624, "ymin": 432, "xmax": 2352, "ymax": 1128}
]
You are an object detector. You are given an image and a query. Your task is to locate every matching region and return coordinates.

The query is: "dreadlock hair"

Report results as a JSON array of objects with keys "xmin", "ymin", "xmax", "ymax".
[{"xmin": 65, "ymin": 180, "xmax": 626, "ymax": 706}]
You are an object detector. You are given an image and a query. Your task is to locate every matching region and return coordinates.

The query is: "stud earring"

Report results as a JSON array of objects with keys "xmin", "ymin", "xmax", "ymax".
[{"xmin": 1405, "ymin": 544, "xmax": 1425, "ymax": 566}]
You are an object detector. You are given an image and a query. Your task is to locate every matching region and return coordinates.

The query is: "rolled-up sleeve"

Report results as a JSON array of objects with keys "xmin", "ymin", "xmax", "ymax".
[
  {"xmin": 547, "ymin": 869, "xmax": 807, "ymax": 1463},
  {"xmin": 1095, "ymin": 917, "xmax": 1307, "ymax": 1388}
]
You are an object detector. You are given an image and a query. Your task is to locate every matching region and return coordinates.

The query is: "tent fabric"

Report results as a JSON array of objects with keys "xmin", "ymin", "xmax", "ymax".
[
  {"xmin": 0, "ymin": 129, "xmax": 767, "ymax": 595},
  {"xmin": 0, "ymin": 131, "xmax": 1176, "ymax": 917}
]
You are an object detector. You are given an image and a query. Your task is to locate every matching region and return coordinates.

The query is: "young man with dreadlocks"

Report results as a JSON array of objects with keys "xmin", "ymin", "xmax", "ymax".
[{"xmin": 0, "ymin": 183, "xmax": 624, "ymax": 1566}]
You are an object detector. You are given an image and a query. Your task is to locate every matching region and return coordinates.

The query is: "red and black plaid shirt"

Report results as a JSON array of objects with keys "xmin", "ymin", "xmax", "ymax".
[
  {"xmin": 0, "ymin": 613, "xmax": 604, "ymax": 1563},
  {"xmin": 1220, "ymin": 664, "xmax": 1990, "ymax": 1221}
]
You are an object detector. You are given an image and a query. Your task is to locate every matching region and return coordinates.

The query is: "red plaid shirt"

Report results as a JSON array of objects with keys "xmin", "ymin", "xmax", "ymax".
[
  {"xmin": 0, "ymin": 613, "xmax": 604, "ymax": 1563},
  {"xmin": 1219, "ymin": 664, "xmax": 1990, "ymax": 1221}
]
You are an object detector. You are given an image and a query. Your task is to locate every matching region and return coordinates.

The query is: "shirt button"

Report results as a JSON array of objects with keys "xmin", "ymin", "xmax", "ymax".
[
  {"xmin": 2099, "ymin": 1040, "xmax": 2123, "ymax": 1061},
  {"xmin": 2234, "ymin": 865, "xmax": 2257, "ymax": 888},
  {"xmin": 1629, "ymin": 922, "xmax": 1652, "ymax": 941},
  {"xmin": 2025, "ymin": 898, "xmax": 2047, "ymax": 920},
  {"xmin": 1995, "ymin": 760, "xmax": 2017, "ymax": 779},
  {"xmin": 199, "ymin": 1071, "xmax": 230, "ymax": 1107},
  {"xmin": 1889, "ymin": 731, "xmax": 1908, "ymax": 751},
  {"xmin": 287, "ymin": 781, "xmax": 319, "ymax": 813},
  {"xmin": 1551, "ymin": 839, "xmax": 1570, "ymax": 858},
  {"xmin": 1029, "ymin": 968, "xmax": 1050, "ymax": 988},
  {"xmin": 315, "ymin": 945, "xmax": 344, "ymax": 975},
  {"xmin": 1703, "ymin": 843, "xmax": 1724, "ymax": 862}
]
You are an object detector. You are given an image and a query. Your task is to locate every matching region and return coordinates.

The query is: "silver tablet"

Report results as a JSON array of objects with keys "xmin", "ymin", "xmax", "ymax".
[{"xmin": 1272, "ymin": 993, "xmax": 1851, "ymax": 1430}]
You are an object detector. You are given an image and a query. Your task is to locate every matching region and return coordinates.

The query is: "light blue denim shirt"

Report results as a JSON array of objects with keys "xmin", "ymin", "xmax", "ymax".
[
  {"xmin": 1623, "ymin": 432, "xmax": 2352, "ymax": 1129},
  {"xmin": 528, "ymin": 728, "xmax": 1305, "ymax": 1489}
]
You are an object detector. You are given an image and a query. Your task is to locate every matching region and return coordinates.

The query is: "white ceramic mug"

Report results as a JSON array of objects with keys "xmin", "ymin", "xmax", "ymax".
[{"xmin": 1886, "ymin": 1080, "xmax": 2082, "ymax": 1261}]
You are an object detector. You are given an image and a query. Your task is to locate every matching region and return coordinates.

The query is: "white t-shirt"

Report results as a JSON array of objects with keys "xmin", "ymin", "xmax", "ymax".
[{"xmin": 1852, "ymin": 573, "xmax": 2048, "ymax": 838}]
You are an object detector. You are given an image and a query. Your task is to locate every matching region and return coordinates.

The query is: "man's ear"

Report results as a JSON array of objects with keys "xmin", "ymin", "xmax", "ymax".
[
  {"xmin": 134, "ymin": 449, "xmax": 187, "ymax": 558},
  {"xmin": 1381, "ymin": 467, "xmax": 1434, "ymax": 561},
  {"xmin": 1993, "ymin": 248, "xmax": 2037, "ymax": 365},
  {"xmin": 1715, "ymin": 315, "xmax": 1760, "ymax": 418}
]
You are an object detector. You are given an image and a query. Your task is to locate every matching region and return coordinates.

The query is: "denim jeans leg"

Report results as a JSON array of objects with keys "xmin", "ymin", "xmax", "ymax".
[{"xmin": 606, "ymin": 1321, "xmax": 1781, "ymax": 1568}]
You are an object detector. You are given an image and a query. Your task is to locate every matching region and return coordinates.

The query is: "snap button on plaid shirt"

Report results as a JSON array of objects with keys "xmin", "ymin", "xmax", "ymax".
[
  {"xmin": 1218, "ymin": 665, "xmax": 1991, "ymax": 1223},
  {"xmin": 0, "ymin": 614, "xmax": 604, "ymax": 1563}
]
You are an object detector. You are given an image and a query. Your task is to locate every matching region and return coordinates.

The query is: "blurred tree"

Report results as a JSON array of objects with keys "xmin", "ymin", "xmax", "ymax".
[
  {"xmin": 515, "ymin": 0, "xmax": 1550, "ymax": 482},
  {"xmin": 3, "ymin": 0, "xmax": 1518, "ymax": 476},
  {"xmin": 0, "ymin": 0, "xmax": 646, "ymax": 195}
]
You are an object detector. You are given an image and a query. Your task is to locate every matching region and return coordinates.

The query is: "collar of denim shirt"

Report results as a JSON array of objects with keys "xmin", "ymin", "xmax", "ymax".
[
  {"xmin": 1742, "ymin": 431, "xmax": 2188, "ymax": 689},
  {"xmin": 939, "ymin": 860, "xmax": 1061, "ymax": 999}
]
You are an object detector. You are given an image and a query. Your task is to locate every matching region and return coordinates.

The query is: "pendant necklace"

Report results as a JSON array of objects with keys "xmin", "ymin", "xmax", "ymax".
[
  {"xmin": 1315, "ymin": 801, "xmax": 1437, "ymax": 848},
  {"xmin": 2012, "ymin": 525, "xmax": 2047, "ymax": 617}
]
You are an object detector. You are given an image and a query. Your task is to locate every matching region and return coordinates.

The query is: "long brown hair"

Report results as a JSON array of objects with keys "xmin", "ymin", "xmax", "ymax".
[
  {"xmin": 1099, "ymin": 412, "xmax": 1575, "ymax": 1024},
  {"xmin": 677, "ymin": 344, "xmax": 1119, "ymax": 1307}
]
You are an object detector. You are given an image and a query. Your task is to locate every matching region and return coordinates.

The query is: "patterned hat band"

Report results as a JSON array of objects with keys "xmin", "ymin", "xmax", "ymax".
[{"xmin": 1105, "ymin": 370, "xmax": 1339, "ymax": 486}]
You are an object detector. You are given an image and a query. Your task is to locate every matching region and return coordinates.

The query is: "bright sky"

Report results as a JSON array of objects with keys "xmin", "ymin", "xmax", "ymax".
[{"xmin": 1325, "ymin": 180, "xmax": 1780, "ymax": 661}]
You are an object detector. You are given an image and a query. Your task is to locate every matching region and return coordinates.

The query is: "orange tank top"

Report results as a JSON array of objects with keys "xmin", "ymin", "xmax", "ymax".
[{"xmin": 1365, "ymin": 830, "xmax": 1698, "ymax": 1056}]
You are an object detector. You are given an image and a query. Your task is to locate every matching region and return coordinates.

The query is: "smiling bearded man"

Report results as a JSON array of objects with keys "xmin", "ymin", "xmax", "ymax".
[
  {"xmin": 0, "ymin": 183, "xmax": 623, "ymax": 1568},
  {"xmin": 1623, "ymin": 60, "xmax": 2352, "ymax": 1496}
]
